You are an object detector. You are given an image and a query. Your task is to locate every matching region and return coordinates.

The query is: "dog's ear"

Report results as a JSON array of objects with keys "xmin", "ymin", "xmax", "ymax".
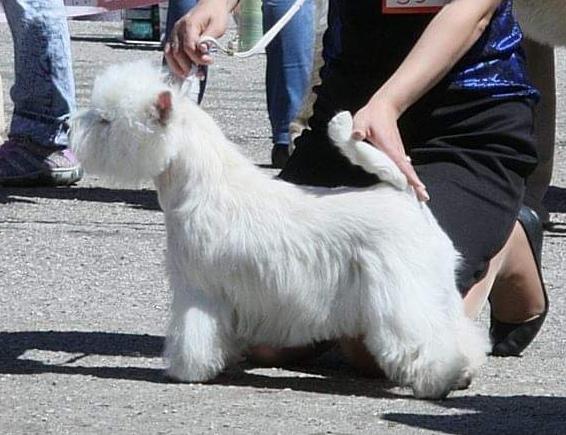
[{"xmin": 155, "ymin": 91, "xmax": 172, "ymax": 125}]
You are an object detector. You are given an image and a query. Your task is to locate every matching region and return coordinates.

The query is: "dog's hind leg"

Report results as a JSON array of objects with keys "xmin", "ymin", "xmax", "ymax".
[
  {"xmin": 360, "ymin": 280, "xmax": 469, "ymax": 399},
  {"xmin": 362, "ymin": 314, "xmax": 465, "ymax": 399},
  {"xmin": 164, "ymin": 286, "xmax": 238, "ymax": 383}
]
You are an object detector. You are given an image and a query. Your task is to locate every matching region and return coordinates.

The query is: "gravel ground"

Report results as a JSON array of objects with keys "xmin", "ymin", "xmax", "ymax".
[{"xmin": 1, "ymin": 21, "xmax": 565, "ymax": 435}]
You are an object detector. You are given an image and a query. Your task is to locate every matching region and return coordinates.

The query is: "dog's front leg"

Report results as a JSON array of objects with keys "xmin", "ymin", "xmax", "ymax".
[{"xmin": 164, "ymin": 286, "xmax": 238, "ymax": 383}]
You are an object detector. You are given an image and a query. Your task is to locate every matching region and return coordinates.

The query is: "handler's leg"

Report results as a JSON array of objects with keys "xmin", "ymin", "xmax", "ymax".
[{"xmin": 464, "ymin": 221, "xmax": 545, "ymax": 322}]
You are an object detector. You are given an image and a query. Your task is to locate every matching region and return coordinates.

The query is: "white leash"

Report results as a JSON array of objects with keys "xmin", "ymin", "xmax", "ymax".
[{"xmin": 200, "ymin": 0, "xmax": 307, "ymax": 58}]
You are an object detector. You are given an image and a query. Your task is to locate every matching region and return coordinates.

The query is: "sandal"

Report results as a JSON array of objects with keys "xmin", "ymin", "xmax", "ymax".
[{"xmin": 490, "ymin": 206, "xmax": 549, "ymax": 356}]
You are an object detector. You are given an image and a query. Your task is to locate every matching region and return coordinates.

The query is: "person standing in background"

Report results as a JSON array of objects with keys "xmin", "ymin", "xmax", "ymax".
[
  {"xmin": 262, "ymin": 0, "xmax": 315, "ymax": 168},
  {"xmin": 0, "ymin": 0, "xmax": 82, "ymax": 187}
]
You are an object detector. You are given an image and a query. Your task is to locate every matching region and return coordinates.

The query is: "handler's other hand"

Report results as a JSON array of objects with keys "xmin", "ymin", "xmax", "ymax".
[
  {"xmin": 352, "ymin": 98, "xmax": 430, "ymax": 202},
  {"xmin": 164, "ymin": 0, "xmax": 231, "ymax": 77}
]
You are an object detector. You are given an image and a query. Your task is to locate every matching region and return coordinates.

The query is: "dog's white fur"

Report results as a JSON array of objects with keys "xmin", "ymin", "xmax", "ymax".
[{"xmin": 71, "ymin": 61, "xmax": 489, "ymax": 399}]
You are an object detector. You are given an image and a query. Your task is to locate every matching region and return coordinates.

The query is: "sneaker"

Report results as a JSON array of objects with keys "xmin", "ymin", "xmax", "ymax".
[
  {"xmin": 0, "ymin": 138, "xmax": 82, "ymax": 187},
  {"xmin": 271, "ymin": 144, "xmax": 289, "ymax": 169}
]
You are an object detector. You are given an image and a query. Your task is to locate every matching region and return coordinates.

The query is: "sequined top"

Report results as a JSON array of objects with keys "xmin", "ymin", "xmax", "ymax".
[{"xmin": 327, "ymin": 0, "xmax": 539, "ymax": 100}]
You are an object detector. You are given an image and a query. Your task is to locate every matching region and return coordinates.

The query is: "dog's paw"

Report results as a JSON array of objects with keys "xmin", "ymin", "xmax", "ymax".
[
  {"xmin": 408, "ymin": 354, "xmax": 468, "ymax": 400},
  {"xmin": 165, "ymin": 362, "xmax": 220, "ymax": 383},
  {"xmin": 328, "ymin": 111, "xmax": 354, "ymax": 146},
  {"xmin": 207, "ymin": 365, "xmax": 245, "ymax": 383},
  {"xmin": 453, "ymin": 370, "xmax": 473, "ymax": 391},
  {"xmin": 411, "ymin": 377, "xmax": 453, "ymax": 401}
]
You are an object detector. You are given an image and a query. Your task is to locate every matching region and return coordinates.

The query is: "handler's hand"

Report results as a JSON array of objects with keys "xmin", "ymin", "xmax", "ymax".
[
  {"xmin": 352, "ymin": 97, "xmax": 430, "ymax": 202},
  {"xmin": 164, "ymin": 0, "xmax": 231, "ymax": 77}
]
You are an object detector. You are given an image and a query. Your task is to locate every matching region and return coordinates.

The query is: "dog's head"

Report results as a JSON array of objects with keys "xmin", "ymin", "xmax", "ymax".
[{"xmin": 70, "ymin": 61, "xmax": 181, "ymax": 184}]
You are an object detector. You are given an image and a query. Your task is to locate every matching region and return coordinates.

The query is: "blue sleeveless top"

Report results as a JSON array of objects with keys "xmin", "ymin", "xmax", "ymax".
[{"xmin": 324, "ymin": 0, "xmax": 539, "ymax": 100}]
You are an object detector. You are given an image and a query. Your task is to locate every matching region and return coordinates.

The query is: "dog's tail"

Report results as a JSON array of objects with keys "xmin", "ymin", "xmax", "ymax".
[{"xmin": 327, "ymin": 111, "xmax": 408, "ymax": 191}]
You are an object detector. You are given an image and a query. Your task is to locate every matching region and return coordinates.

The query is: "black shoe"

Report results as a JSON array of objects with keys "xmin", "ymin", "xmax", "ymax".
[
  {"xmin": 271, "ymin": 144, "xmax": 289, "ymax": 169},
  {"xmin": 490, "ymin": 206, "xmax": 549, "ymax": 357}
]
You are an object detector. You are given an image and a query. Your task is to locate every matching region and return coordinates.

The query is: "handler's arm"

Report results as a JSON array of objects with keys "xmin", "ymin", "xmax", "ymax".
[
  {"xmin": 353, "ymin": 0, "xmax": 503, "ymax": 201},
  {"xmin": 377, "ymin": 0, "xmax": 503, "ymax": 113}
]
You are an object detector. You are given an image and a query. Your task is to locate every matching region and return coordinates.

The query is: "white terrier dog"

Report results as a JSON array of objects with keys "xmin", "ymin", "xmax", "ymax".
[{"xmin": 71, "ymin": 62, "xmax": 489, "ymax": 400}]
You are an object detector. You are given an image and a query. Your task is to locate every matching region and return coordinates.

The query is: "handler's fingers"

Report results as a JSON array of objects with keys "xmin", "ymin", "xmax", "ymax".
[
  {"xmin": 355, "ymin": 126, "xmax": 429, "ymax": 201},
  {"xmin": 182, "ymin": 23, "xmax": 216, "ymax": 65},
  {"xmin": 352, "ymin": 129, "xmax": 366, "ymax": 141},
  {"xmin": 391, "ymin": 154, "xmax": 430, "ymax": 202},
  {"xmin": 168, "ymin": 43, "xmax": 194, "ymax": 77},
  {"xmin": 182, "ymin": 23, "xmax": 199, "ymax": 57},
  {"xmin": 164, "ymin": 43, "xmax": 188, "ymax": 77}
]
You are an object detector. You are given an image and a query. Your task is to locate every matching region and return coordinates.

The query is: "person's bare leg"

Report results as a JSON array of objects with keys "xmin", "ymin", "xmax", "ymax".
[
  {"xmin": 247, "ymin": 339, "xmax": 387, "ymax": 378},
  {"xmin": 246, "ymin": 342, "xmax": 333, "ymax": 367},
  {"xmin": 463, "ymin": 239, "xmax": 509, "ymax": 319},
  {"xmin": 339, "ymin": 336, "xmax": 387, "ymax": 378},
  {"xmin": 489, "ymin": 222, "xmax": 546, "ymax": 322},
  {"xmin": 464, "ymin": 222, "xmax": 545, "ymax": 321}
]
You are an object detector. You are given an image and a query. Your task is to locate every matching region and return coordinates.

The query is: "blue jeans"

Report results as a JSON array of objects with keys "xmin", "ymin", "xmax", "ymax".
[
  {"xmin": 166, "ymin": 0, "xmax": 315, "ymax": 145},
  {"xmin": 4, "ymin": 0, "xmax": 75, "ymax": 147},
  {"xmin": 263, "ymin": 0, "xmax": 314, "ymax": 146}
]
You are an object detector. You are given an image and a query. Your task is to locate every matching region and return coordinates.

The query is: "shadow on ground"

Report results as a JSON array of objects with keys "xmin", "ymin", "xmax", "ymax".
[
  {"xmin": 70, "ymin": 35, "xmax": 161, "ymax": 51},
  {"xmin": 1, "ymin": 330, "xmax": 401, "ymax": 399},
  {"xmin": 0, "ymin": 187, "xmax": 160, "ymax": 210},
  {"xmin": 2, "ymin": 331, "xmax": 565, "ymax": 430},
  {"xmin": 543, "ymin": 186, "xmax": 566, "ymax": 235},
  {"xmin": 383, "ymin": 394, "xmax": 566, "ymax": 434}
]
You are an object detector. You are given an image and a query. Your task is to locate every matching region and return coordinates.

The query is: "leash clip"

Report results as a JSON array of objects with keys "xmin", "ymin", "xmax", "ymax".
[{"xmin": 198, "ymin": 0, "xmax": 306, "ymax": 59}]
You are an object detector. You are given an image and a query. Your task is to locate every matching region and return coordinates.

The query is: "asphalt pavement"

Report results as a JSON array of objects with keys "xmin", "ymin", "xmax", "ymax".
[{"xmin": 1, "ymin": 21, "xmax": 565, "ymax": 435}]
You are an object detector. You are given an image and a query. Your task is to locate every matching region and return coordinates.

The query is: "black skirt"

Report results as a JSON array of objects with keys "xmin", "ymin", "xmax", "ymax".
[{"xmin": 279, "ymin": 65, "xmax": 538, "ymax": 295}]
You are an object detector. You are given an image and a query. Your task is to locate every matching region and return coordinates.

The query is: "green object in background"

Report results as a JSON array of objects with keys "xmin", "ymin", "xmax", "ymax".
[
  {"xmin": 123, "ymin": 6, "xmax": 161, "ymax": 42},
  {"xmin": 238, "ymin": 0, "xmax": 263, "ymax": 51}
]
